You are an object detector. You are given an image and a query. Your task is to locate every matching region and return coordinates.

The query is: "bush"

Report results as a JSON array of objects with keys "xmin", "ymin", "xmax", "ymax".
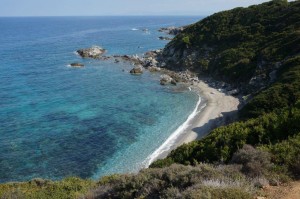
[
  {"xmin": 231, "ymin": 145, "xmax": 271, "ymax": 177},
  {"xmin": 85, "ymin": 164, "xmax": 255, "ymax": 199},
  {"xmin": 0, "ymin": 177, "xmax": 96, "ymax": 199},
  {"xmin": 266, "ymin": 134, "xmax": 300, "ymax": 178}
]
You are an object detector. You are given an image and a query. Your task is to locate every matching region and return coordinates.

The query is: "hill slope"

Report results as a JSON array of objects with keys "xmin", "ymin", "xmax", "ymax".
[{"xmin": 160, "ymin": 0, "xmax": 300, "ymax": 94}]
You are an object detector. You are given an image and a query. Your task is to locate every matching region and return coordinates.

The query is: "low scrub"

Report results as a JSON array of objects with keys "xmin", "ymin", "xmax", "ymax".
[
  {"xmin": 0, "ymin": 177, "xmax": 95, "ymax": 199},
  {"xmin": 84, "ymin": 164, "xmax": 255, "ymax": 199}
]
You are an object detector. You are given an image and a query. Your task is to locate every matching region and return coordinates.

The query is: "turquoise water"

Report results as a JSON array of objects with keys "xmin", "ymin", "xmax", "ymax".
[{"xmin": 0, "ymin": 16, "xmax": 201, "ymax": 183}]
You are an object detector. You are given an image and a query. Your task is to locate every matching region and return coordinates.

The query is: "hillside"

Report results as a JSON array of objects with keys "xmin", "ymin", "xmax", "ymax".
[
  {"xmin": 151, "ymin": 0, "xmax": 300, "ymax": 171},
  {"xmin": 1, "ymin": 1, "xmax": 300, "ymax": 198},
  {"xmin": 160, "ymin": 0, "xmax": 300, "ymax": 94}
]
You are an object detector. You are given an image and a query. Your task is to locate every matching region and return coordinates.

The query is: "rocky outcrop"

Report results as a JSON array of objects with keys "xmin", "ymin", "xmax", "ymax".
[
  {"xmin": 158, "ymin": 26, "xmax": 185, "ymax": 35},
  {"xmin": 160, "ymin": 75, "xmax": 173, "ymax": 85},
  {"xmin": 130, "ymin": 65, "xmax": 143, "ymax": 75},
  {"xmin": 158, "ymin": 36, "xmax": 172, "ymax": 41},
  {"xmin": 77, "ymin": 46, "xmax": 106, "ymax": 58},
  {"xmin": 113, "ymin": 55, "xmax": 144, "ymax": 66},
  {"xmin": 148, "ymin": 66, "xmax": 161, "ymax": 72},
  {"xmin": 70, "ymin": 63, "xmax": 84, "ymax": 68}
]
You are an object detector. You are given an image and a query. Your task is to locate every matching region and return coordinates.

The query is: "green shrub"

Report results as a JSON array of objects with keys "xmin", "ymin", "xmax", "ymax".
[
  {"xmin": 265, "ymin": 134, "xmax": 300, "ymax": 177},
  {"xmin": 182, "ymin": 36, "xmax": 191, "ymax": 45}
]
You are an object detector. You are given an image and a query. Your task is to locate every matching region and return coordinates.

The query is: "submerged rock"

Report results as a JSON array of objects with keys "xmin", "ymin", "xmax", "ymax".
[
  {"xmin": 77, "ymin": 46, "xmax": 106, "ymax": 58},
  {"xmin": 70, "ymin": 63, "xmax": 84, "ymax": 68}
]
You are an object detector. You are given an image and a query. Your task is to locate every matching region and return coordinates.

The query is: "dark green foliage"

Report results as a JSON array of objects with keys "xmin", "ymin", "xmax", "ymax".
[
  {"xmin": 265, "ymin": 134, "xmax": 300, "ymax": 177},
  {"xmin": 241, "ymin": 56, "xmax": 300, "ymax": 118},
  {"xmin": 165, "ymin": 0, "xmax": 300, "ymax": 83}
]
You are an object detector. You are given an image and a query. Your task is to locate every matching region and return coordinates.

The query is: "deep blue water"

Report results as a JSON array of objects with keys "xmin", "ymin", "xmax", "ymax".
[{"xmin": 0, "ymin": 16, "xmax": 202, "ymax": 183}]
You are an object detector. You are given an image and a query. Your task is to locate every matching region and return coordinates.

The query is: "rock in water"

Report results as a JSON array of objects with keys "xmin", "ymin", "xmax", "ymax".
[
  {"xmin": 77, "ymin": 46, "xmax": 106, "ymax": 58},
  {"xmin": 158, "ymin": 36, "xmax": 172, "ymax": 40},
  {"xmin": 160, "ymin": 74, "xmax": 173, "ymax": 85},
  {"xmin": 70, "ymin": 63, "xmax": 84, "ymax": 68},
  {"xmin": 130, "ymin": 65, "xmax": 143, "ymax": 75}
]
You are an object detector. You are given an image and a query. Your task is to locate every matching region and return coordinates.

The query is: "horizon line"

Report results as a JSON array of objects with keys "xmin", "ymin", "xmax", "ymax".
[{"xmin": 0, "ymin": 15, "xmax": 206, "ymax": 18}]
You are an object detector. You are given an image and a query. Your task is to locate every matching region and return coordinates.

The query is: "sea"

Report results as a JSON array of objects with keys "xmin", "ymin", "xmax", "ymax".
[{"xmin": 0, "ymin": 16, "xmax": 202, "ymax": 183}]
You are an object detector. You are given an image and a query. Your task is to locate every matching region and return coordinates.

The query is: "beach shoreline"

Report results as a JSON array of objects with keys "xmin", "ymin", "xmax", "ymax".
[{"xmin": 147, "ymin": 76, "xmax": 240, "ymax": 164}]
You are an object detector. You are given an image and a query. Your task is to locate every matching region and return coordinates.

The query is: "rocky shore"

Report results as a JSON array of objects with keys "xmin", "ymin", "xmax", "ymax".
[
  {"xmin": 77, "ymin": 46, "xmax": 106, "ymax": 58},
  {"xmin": 158, "ymin": 26, "xmax": 185, "ymax": 35},
  {"xmin": 74, "ymin": 44, "xmax": 241, "ymax": 96}
]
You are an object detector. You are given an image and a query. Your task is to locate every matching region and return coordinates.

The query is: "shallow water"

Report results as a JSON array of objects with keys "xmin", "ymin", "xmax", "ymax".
[{"xmin": 0, "ymin": 16, "xmax": 202, "ymax": 182}]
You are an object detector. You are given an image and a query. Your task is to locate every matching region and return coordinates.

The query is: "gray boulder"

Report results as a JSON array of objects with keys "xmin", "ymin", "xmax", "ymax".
[
  {"xmin": 160, "ymin": 74, "xmax": 173, "ymax": 85},
  {"xmin": 148, "ymin": 66, "xmax": 161, "ymax": 72},
  {"xmin": 77, "ymin": 46, "xmax": 106, "ymax": 58},
  {"xmin": 130, "ymin": 65, "xmax": 143, "ymax": 75}
]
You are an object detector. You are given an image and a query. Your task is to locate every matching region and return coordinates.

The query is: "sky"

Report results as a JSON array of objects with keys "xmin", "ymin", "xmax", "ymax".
[{"xmin": 0, "ymin": 0, "xmax": 271, "ymax": 17}]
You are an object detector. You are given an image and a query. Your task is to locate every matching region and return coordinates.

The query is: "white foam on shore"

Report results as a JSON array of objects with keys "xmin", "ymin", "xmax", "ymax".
[{"xmin": 143, "ymin": 93, "xmax": 204, "ymax": 167}]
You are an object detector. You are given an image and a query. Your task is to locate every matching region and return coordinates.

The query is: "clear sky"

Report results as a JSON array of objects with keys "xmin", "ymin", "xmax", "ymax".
[{"xmin": 0, "ymin": 0, "xmax": 270, "ymax": 17}]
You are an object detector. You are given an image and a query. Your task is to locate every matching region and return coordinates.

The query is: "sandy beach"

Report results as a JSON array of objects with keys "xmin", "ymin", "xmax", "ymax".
[
  {"xmin": 149, "ymin": 77, "xmax": 240, "ymax": 163},
  {"xmin": 182, "ymin": 79, "xmax": 240, "ymax": 143}
]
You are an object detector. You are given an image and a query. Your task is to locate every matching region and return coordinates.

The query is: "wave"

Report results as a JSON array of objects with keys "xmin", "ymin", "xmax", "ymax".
[
  {"xmin": 142, "ymin": 93, "xmax": 205, "ymax": 167},
  {"xmin": 131, "ymin": 28, "xmax": 139, "ymax": 31}
]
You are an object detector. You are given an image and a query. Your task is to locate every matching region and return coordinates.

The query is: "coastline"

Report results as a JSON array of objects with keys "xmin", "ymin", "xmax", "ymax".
[{"xmin": 146, "ymin": 77, "xmax": 240, "ymax": 165}]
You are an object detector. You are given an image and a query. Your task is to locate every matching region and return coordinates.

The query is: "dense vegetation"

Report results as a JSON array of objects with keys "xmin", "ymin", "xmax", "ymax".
[
  {"xmin": 241, "ymin": 56, "xmax": 300, "ymax": 118},
  {"xmin": 163, "ymin": 0, "xmax": 300, "ymax": 88},
  {"xmin": 1, "ymin": 1, "xmax": 300, "ymax": 198}
]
